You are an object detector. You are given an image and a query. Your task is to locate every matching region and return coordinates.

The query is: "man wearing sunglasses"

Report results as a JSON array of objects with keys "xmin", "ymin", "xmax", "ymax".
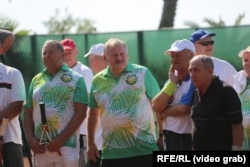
[{"xmin": 190, "ymin": 29, "xmax": 237, "ymax": 87}]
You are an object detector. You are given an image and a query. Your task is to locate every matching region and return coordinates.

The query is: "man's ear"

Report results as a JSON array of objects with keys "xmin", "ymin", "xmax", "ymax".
[
  {"xmin": 103, "ymin": 54, "xmax": 107, "ymax": 61},
  {"xmin": 75, "ymin": 48, "xmax": 78, "ymax": 57},
  {"xmin": 1, "ymin": 35, "xmax": 15, "ymax": 54},
  {"xmin": 208, "ymin": 67, "xmax": 214, "ymax": 75}
]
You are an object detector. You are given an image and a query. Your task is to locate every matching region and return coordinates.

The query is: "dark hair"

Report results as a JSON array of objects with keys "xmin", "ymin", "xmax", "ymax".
[{"xmin": 0, "ymin": 29, "xmax": 13, "ymax": 44}]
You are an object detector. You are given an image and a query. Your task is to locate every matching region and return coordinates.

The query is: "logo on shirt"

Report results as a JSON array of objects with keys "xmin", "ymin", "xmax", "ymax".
[
  {"xmin": 61, "ymin": 73, "xmax": 72, "ymax": 82},
  {"xmin": 126, "ymin": 74, "xmax": 137, "ymax": 85}
]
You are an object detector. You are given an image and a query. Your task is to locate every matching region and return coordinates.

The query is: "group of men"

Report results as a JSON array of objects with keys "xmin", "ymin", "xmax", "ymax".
[
  {"xmin": 153, "ymin": 29, "xmax": 242, "ymax": 151},
  {"xmin": 0, "ymin": 27, "xmax": 248, "ymax": 167}
]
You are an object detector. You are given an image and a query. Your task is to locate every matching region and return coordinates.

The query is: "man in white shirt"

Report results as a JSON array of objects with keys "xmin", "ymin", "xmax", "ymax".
[
  {"xmin": 0, "ymin": 29, "xmax": 26, "ymax": 167},
  {"xmin": 190, "ymin": 29, "xmax": 237, "ymax": 86},
  {"xmin": 84, "ymin": 43, "xmax": 106, "ymax": 167}
]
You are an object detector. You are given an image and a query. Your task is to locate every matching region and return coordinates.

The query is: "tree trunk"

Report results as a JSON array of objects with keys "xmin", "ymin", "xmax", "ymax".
[{"xmin": 159, "ymin": 0, "xmax": 178, "ymax": 29}]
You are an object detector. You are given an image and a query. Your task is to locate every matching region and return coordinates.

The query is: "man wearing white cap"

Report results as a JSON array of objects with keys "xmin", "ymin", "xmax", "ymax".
[
  {"xmin": 84, "ymin": 43, "xmax": 107, "ymax": 74},
  {"xmin": 152, "ymin": 39, "xmax": 195, "ymax": 151},
  {"xmin": 233, "ymin": 45, "xmax": 250, "ymax": 150},
  {"xmin": 84, "ymin": 43, "xmax": 106, "ymax": 167},
  {"xmin": 190, "ymin": 29, "xmax": 237, "ymax": 86}
]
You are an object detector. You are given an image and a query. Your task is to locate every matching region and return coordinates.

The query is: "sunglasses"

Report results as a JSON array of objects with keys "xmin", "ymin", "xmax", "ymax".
[{"xmin": 198, "ymin": 40, "xmax": 215, "ymax": 46}]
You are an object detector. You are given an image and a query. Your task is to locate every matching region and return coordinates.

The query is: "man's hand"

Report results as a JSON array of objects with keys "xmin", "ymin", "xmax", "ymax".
[
  {"xmin": 28, "ymin": 136, "xmax": 46, "ymax": 154},
  {"xmin": 169, "ymin": 65, "xmax": 178, "ymax": 84},
  {"xmin": 87, "ymin": 143, "xmax": 99, "ymax": 162},
  {"xmin": 46, "ymin": 136, "xmax": 65, "ymax": 154},
  {"xmin": 157, "ymin": 137, "xmax": 164, "ymax": 151}
]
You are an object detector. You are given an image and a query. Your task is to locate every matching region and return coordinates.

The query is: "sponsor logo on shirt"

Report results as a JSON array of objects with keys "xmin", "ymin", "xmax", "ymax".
[{"xmin": 126, "ymin": 74, "xmax": 137, "ymax": 85}]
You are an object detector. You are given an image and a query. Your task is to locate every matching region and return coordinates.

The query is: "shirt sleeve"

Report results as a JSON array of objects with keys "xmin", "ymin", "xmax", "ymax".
[
  {"xmin": 89, "ymin": 83, "xmax": 98, "ymax": 108},
  {"xmin": 74, "ymin": 77, "xmax": 89, "ymax": 105},
  {"xmin": 179, "ymin": 83, "xmax": 195, "ymax": 106},
  {"xmin": 223, "ymin": 86, "xmax": 243, "ymax": 124},
  {"xmin": 25, "ymin": 80, "xmax": 34, "ymax": 108},
  {"xmin": 144, "ymin": 68, "xmax": 160, "ymax": 99},
  {"xmin": 11, "ymin": 69, "xmax": 26, "ymax": 103},
  {"xmin": 82, "ymin": 69, "xmax": 94, "ymax": 94}
]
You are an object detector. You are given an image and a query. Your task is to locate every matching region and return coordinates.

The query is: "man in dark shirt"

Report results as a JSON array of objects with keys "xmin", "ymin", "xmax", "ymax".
[{"xmin": 189, "ymin": 55, "xmax": 243, "ymax": 150}]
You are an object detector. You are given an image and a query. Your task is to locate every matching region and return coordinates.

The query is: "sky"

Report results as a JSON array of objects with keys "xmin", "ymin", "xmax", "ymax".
[{"xmin": 1, "ymin": 0, "xmax": 250, "ymax": 34}]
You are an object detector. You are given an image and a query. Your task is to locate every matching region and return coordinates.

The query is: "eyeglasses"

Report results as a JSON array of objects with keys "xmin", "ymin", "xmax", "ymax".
[{"xmin": 198, "ymin": 40, "xmax": 215, "ymax": 46}]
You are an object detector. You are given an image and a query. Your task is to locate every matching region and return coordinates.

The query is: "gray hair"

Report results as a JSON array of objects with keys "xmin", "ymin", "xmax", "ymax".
[
  {"xmin": 192, "ymin": 55, "xmax": 214, "ymax": 70},
  {"xmin": 195, "ymin": 55, "xmax": 214, "ymax": 69},
  {"xmin": 42, "ymin": 40, "xmax": 64, "ymax": 53},
  {"xmin": 104, "ymin": 38, "xmax": 128, "ymax": 54}
]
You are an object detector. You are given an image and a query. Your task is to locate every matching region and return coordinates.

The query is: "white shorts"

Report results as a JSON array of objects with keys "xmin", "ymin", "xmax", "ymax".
[{"xmin": 34, "ymin": 149, "xmax": 78, "ymax": 167}]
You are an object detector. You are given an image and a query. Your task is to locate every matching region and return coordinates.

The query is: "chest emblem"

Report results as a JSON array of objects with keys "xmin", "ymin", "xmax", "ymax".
[
  {"xmin": 126, "ymin": 74, "xmax": 137, "ymax": 85},
  {"xmin": 61, "ymin": 73, "xmax": 72, "ymax": 82}
]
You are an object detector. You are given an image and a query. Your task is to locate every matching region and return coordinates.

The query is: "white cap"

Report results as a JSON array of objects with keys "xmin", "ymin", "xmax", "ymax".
[
  {"xmin": 165, "ymin": 39, "xmax": 195, "ymax": 55},
  {"xmin": 84, "ymin": 43, "xmax": 104, "ymax": 57},
  {"xmin": 238, "ymin": 45, "xmax": 250, "ymax": 57}
]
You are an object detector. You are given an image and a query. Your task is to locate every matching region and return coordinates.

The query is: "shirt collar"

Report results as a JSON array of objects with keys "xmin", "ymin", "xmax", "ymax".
[
  {"xmin": 43, "ymin": 64, "xmax": 69, "ymax": 76},
  {"xmin": 102, "ymin": 62, "xmax": 133, "ymax": 77}
]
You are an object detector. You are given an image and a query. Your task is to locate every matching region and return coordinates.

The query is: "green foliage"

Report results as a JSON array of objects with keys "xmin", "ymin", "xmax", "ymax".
[
  {"xmin": 43, "ymin": 8, "xmax": 96, "ymax": 34},
  {"xmin": 0, "ymin": 14, "xmax": 31, "ymax": 35},
  {"xmin": 76, "ymin": 18, "xmax": 96, "ymax": 33},
  {"xmin": 184, "ymin": 13, "xmax": 245, "ymax": 28},
  {"xmin": 183, "ymin": 21, "xmax": 199, "ymax": 29},
  {"xmin": 0, "ymin": 14, "xmax": 32, "ymax": 80},
  {"xmin": 203, "ymin": 16, "xmax": 225, "ymax": 27},
  {"xmin": 0, "ymin": 15, "xmax": 30, "ymax": 35},
  {"xmin": 0, "ymin": 16, "xmax": 18, "ymax": 31},
  {"xmin": 234, "ymin": 13, "xmax": 245, "ymax": 26}
]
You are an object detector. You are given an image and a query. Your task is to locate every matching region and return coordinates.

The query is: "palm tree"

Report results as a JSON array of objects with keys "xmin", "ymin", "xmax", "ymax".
[
  {"xmin": 159, "ymin": 0, "xmax": 178, "ymax": 29},
  {"xmin": 184, "ymin": 13, "xmax": 245, "ymax": 29}
]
